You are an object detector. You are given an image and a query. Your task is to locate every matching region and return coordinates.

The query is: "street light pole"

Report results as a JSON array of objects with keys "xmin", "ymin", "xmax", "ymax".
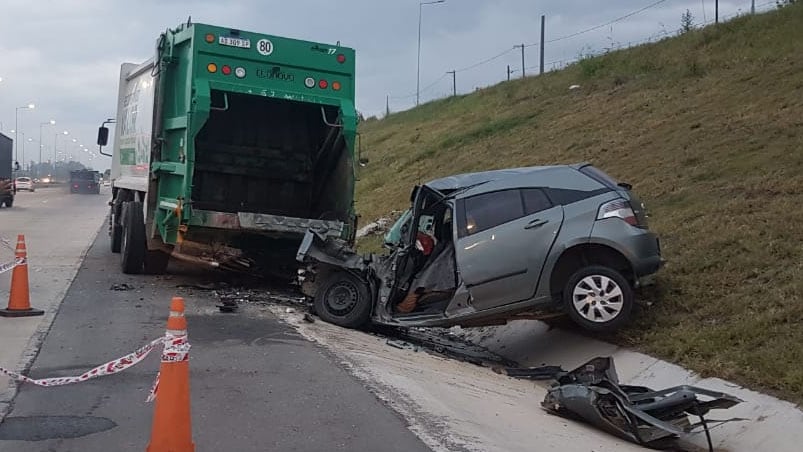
[
  {"xmin": 39, "ymin": 120, "xmax": 55, "ymax": 177},
  {"xmin": 417, "ymin": 0, "xmax": 446, "ymax": 106},
  {"xmin": 55, "ymin": 130, "xmax": 68, "ymax": 165},
  {"xmin": 14, "ymin": 103, "xmax": 35, "ymax": 162}
]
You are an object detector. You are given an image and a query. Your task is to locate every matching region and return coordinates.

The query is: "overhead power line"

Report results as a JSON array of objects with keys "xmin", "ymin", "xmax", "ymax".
[
  {"xmin": 455, "ymin": 47, "xmax": 516, "ymax": 73},
  {"xmin": 545, "ymin": 0, "xmax": 668, "ymax": 43},
  {"xmin": 391, "ymin": 73, "xmax": 449, "ymax": 100}
]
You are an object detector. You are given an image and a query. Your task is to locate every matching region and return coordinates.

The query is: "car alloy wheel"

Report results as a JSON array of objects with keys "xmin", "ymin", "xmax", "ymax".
[{"xmin": 572, "ymin": 275, "xmax": 625, "ymax": 323}]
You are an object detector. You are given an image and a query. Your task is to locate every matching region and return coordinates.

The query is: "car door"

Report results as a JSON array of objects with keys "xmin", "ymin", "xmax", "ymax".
[{"xmin": 455, "ymin": 188, "xmax": 563, "ymax": 311}]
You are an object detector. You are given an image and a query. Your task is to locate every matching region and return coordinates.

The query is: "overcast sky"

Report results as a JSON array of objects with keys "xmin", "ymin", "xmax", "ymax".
[{"xmin": 0, "ymin": 0, "xmax": 766, "ymax": 168}]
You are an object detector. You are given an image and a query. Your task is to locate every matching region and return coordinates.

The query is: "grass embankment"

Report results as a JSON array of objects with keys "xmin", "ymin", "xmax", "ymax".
[{"xmin": 355, "ymin": 5, "xmax": 803, "ymax": 403}]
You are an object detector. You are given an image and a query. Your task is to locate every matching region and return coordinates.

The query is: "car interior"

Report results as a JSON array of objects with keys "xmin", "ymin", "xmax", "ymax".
[{"xmin": 392, "ymin": 190, "xmax": 458, "ymax": 316}]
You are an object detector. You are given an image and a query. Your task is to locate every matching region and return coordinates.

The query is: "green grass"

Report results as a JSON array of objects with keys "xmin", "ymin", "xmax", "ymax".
[{"xmin": 354, "ymin": 4, "xmax": 803, "ymax": 403}]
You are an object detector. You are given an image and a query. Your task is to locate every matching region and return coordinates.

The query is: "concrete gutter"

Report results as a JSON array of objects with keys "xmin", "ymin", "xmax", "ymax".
[{"xmin": 455, "ymin": 320, "xmax": 803, "ymax": 451}]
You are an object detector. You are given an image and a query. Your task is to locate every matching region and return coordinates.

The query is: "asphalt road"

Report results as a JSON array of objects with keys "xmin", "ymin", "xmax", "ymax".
[
  {"xmin": 0, "ymin": 226, "xmax": 430, "ymax": 451},
  {"xmin": 0, "ymin": 185, "xmax": 110, "ymax": 414}
]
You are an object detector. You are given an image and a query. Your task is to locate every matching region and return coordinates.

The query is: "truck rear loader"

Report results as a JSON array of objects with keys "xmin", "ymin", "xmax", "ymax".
[{"xmin": 99, "ymin": 21, "xmax": 359, "ymax": 274}]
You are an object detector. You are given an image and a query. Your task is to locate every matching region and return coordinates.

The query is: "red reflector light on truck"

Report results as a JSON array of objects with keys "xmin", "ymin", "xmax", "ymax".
[
  {"xmin": 318, "ymin": 79, "xmax": 328, "ymax": 89},
  {"xmin": 337, "ymin": 54, "xmax": 346, "ymax": 63},
  {"xmin": 205, "ymin": 33, "xmax": 215, "ymax": 43},
  {"xmin": 222, "ymin": 65, "xmax": 232, "ymax": 75}
]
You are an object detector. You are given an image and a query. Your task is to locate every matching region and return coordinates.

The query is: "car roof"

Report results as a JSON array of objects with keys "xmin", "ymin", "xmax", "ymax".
[{"xmin": 424, "ymin": 163, "xmax": 589, "ymax": 192}]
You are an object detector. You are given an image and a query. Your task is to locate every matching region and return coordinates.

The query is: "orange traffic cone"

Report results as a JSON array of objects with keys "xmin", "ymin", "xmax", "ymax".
[
  {"xmin": 146, "ymin": 296, "xmax": 194, "ymax": 452},
  {"xmin": 0, "ymin": 235, "xmax": 44, "ymax": 318}
]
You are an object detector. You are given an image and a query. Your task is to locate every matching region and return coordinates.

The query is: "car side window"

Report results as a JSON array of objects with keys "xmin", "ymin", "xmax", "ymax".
[
  {"xmin": 458, "ymin": 189, "xmax": 524, "ymax": 237},
  {"xmin": 521, "ymin": 188, "xmax": 552, "ymax": 215}
]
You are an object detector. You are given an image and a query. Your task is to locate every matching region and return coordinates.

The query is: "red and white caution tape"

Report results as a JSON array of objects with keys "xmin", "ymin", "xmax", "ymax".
[
  {"xmin": 0, "ymin": 257, "xmax": 24, "ymax": 275},
  {"xmin": 146, "ymin": 333, "xmax": 191, "ymax": 402},
  {"xmin": 0, "ymin": 336, "xmax": 164, "ymax": 388}
]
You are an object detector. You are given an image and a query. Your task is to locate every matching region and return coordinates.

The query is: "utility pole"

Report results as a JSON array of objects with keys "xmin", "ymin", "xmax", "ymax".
[
  {"xmin": 386, "ymin": 95, "xmax": 390, "ymax": 117},
  {"xmin": 507, "ymin": 65, "xmax": 512, "ymax": 81},
  {"xmin": 715, "ymin": 0, "xmax": 719, "ymax": 23},
  {"xmin": 446, "ymin": 70, "xmax": 456, "ymax": 96},
  {"xmin": 514, "ymin": 44, "xmax": 525, "ymax": 78},
  {"xmin": 751, "ymin": 0, "xmax": 755, "ymax": 14},
  {"xmin": 539, "ymin": 15, "xmax": 546, "ymax": 75},
  {"xmin": 417, "ymin": 0, "xmax": 446, "ymax": 106}
]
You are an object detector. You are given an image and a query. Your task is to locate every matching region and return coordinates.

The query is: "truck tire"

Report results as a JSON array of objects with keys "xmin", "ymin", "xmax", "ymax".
[
  {"xmin": 144, "ymin": 250, "xmax": 170, "ymax": 275},
  {"xmin": 120, "ymin": 201, "xmax": 146, "ymax": 274},
  {"xmin": 110, "ymin": 201, "xmax": 123, "ymax": 253},
  {"xmin": 563, "ymin": 265, "xmax": 633, "ymax": 333},
  {"xmin": 110, "ymin": 224, "xmax": 123, "ymax": 253},
  {"xmin": 3, "ymin": 198, "xmax": 12, "ymax": 208},
  {"xmin": 313, "ymin": 271, "xmax": 372, "ymax": 329}
]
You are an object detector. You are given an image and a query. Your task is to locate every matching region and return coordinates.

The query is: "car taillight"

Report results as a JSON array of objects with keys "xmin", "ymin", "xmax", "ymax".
[{"xmin": 597, "ymin": 199, "xmax": 638, "ymax": 226}]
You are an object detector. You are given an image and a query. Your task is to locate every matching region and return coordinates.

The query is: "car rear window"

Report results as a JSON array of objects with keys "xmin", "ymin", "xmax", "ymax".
[
  {"xmin": 459, "ymin": 189, "xmax": 524, "ymax": 236},
  {"xmin": 578, "ymin": 165, "xmax": 620, "ymax": 190},
  {"xmin": 521, "ymin": 188, "xmax": 552, "ymax": 215}
]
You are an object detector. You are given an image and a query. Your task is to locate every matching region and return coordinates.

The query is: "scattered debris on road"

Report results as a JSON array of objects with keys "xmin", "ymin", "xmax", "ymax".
[
  {"xmin": 518, "ymin": 357, "xmax": 746, "ymax": 452},
  {"xmin": 110, "ymin": 283, "xmax": 136, "ymax": 291}
]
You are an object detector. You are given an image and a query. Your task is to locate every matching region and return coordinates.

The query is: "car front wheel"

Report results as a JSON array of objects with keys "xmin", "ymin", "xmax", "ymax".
[
  {"xmin": 313, "ymin": 272, "xmax": 372, "ymax": 329},
  {"xmin": 564, "ymin": 265, "xmax": 633, "ymax": 333}
]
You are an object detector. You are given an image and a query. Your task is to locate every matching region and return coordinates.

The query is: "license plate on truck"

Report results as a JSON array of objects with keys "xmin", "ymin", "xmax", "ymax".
[{"xmin": 218, "ymin": 36, "xmax": 251, "ymax": 48}]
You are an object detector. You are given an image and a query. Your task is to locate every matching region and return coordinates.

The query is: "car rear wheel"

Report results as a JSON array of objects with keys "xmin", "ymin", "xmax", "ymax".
[
  {"xmin": 120, "ymin": 201, "xmax": 146, "ymax": 274},
  {"xmin": 564, "ymin": 265, "xmax": 633, "ymax": 333},
  {"xmin": 313, "ymin": 272, "xmax": 372, "ymax": 329},
  {"xmin": 2, "ymin": 198, "xmax": 12, "ymax": 208}
]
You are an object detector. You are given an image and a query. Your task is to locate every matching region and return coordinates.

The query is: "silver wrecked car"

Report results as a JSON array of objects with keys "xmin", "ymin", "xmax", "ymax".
[{"xmin": 297, "ymin": 163, "xmax": 664, "ymax": 333}]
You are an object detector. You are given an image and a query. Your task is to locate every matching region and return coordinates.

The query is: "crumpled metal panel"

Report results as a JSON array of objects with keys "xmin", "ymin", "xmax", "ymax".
[
  {"xmin": 238, "ymin": 212, "xmax": 344, "ymax": 237},
  {"xmin": 538, "ymin": 357, "xmax": 744, "ymax": 451}
]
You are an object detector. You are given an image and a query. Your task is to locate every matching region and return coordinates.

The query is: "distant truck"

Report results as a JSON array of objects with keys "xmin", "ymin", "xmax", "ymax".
[
  {"xmin": 98, "ymin": 21, "xmax": 359, "ymax": 275},
  {"xmin": 0, "ymin": 133, "xmax": 16, "ymax": 208},
  {"xmin": 69, "ymin": 170, "xmax": 101, "ymax": 194}
]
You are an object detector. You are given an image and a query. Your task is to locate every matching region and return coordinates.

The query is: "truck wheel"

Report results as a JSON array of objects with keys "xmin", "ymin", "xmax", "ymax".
[
  {"xmin": 110, "ymin": 202, "xmax": 123, "ymax": 253},
  {"xmin": 3, "ymin": 198, "xmax": 12, "ymax": 208},
  {"xmin": 110, "ymin": 224, "xmax": 123, "ymax": 253},
  {"xmin": 313, "ymin": 272, "xmax": 372, "ymax": 329},
  {"xmin": 564, "ymin": 265, "xmax": 633, "ymax": 333},
  {"xmin": 120, "ymin": 201, "xmax": 146, "ymax": 274},
  {"xmin": 144, "ymin": 250, "xmax": 170, "ymax": 275}
]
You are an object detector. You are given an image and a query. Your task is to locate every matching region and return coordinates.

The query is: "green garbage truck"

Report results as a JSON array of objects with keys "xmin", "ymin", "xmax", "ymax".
[{"xmin": 99, "ymin": 21, "xmax": 358, "ymax": 274}]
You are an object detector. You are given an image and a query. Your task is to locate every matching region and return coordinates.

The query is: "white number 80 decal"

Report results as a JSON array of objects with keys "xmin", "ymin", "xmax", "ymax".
[{"xmin": 257, "ymin": 39, "xmax": 274, "ymax": 56}]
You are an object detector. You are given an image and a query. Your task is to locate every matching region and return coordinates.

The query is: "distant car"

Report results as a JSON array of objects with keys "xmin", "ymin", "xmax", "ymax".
[
  {"xmin": 69, "ymin": 170, "xmax": 101, "ymax": 194},
  {"xmin": 40, "ymin": 177, "xmax": 51, "ymax": 184},
  {"xmin": 15, "ymin": 177, "xmax": 34, "ymax": 192},
  {"xmin": 298, "ymin": 163, "xmax": 664, "ymax": 334},
  {"xmin": 102, "ymin": 179, "xmax": 111, "ymax": 187}
]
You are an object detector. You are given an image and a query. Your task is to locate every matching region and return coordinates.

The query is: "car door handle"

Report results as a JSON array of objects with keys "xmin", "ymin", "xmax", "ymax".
[{"xmin": 524, "ymin": 219, "xmax": 548, "ymax": 230}]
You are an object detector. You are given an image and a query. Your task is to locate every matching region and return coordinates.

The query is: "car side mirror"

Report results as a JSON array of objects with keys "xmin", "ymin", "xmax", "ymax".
[{"xmin": 97, "ymin": 126, "xmax": 109, "ymax": 146}]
